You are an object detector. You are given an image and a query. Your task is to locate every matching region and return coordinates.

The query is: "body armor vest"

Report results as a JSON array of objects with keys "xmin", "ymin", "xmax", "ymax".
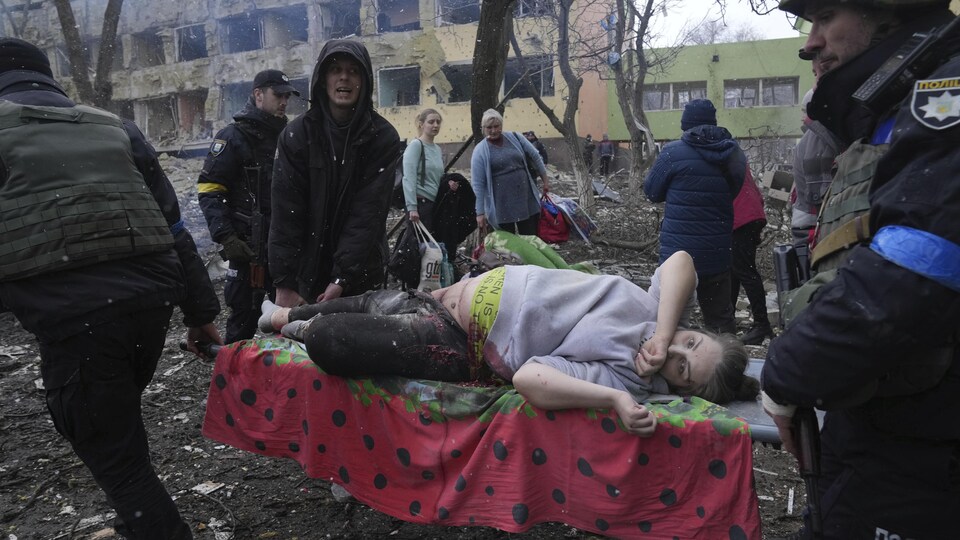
[{"xmin": 0, "ymin": 101, "xmax": 173, "ymax": 281}]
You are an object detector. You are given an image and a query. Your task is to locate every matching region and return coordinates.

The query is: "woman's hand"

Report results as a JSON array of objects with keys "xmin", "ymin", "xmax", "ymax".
[
  {"xmin": 612, "ymin": 392, "xmax": 656, "ymax": 437},
  {"xmin": 316, "ymin": 282, "xmax": 344, "ymax": 303},
  {"xmin": 476, "ymin": 214, "xmax": 488, "ymax": 232},
  {"xmin": 635, "ymin": 332, "xmax": 672, "ymax": 376},
  {"xmin": 448, "ymin": 179, "xmax": 460, "ymax": 192},
  {"xmin": 409, "ymin": 210, "xmax": 421, "ymax": 223}
]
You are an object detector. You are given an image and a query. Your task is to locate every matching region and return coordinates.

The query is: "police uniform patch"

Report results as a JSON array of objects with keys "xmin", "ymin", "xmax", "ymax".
[
  {"xmin": 210, "ymin": 139, "xmax": 227, "ymax": 156},
  {"xmin": 911, "ymin": 77, "xmax": 960, "ymax": 130}
]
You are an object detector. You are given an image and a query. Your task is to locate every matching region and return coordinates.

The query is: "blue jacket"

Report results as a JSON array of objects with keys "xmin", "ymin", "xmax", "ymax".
[{"xmin": 643, "ymin": 125, "xmax": 746, "ymax": 275}]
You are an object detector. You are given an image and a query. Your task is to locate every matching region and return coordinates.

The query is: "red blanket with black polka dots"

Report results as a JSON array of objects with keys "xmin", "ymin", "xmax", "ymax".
[{"xmin": 202, "ymin": 338, "xmax": 761, "ymax": 539}]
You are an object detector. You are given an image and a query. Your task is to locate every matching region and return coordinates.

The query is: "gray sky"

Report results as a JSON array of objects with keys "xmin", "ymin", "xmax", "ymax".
[{"xmin": 653, "ymin": 1, "xmax": 802, "ymax": 46}]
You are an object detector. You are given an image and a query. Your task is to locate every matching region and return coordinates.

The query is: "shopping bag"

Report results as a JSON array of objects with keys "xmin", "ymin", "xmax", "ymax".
[
  {"xmin": 415, "ymin": 221, "xmax": 443, "ymax": 292},
  {"xmin": 439, "ymin": 244, "xmax": 456, "ymax": 287},
  {"xmin": 387, "ymin": 219, "xmax": 422, "ymax": 288},
  {"xmin": 537, "ymin": 193, "xmax": 570, "ymax": 244}
]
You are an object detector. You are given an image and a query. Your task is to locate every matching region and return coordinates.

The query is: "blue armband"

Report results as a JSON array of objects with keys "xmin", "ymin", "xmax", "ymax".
[
  {"xmin": 870, "ymin": 226, "xmax": 960, "ymax": 293},
  {"xmin": 169, "ymin": 219, "xmax": 185, "ymax": 235},
  {"xmin": 870, "ymin": 117, "xmax": 895, "ymax": 145}
]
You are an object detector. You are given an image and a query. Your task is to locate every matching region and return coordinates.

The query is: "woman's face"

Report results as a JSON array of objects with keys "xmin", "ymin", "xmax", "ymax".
[
  {"xmin": 420, "ymin": 113, "xmax": 442, "ymax": 137},
  {"xmin": 482, "ymin": 121, "xmax": 503, "ymax": 141},
  {"xmin": 658, "ymin": 330, "xmax": 722, "ymax": 395}
]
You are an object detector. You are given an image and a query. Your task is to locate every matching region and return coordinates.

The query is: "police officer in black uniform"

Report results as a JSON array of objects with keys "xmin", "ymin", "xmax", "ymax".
[
  {"xmin": 0, "ymin": 38, "xmax": 221, "ymax": 538},
  {"xmin": 198, "ymin": 69, "xmax": 298, "ymax": 343},
  {"xmin": 761, "ymin": 1, "xmax": 960, "ymax": 538}
]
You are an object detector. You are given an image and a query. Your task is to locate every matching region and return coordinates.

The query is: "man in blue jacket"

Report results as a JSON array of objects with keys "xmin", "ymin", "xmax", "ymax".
[{"xmin": 644, "ymin": 99, "xmax": 745, "ymax": 334}]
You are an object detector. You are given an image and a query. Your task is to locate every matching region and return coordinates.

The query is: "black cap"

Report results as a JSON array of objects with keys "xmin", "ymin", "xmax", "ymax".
[
  {"xmin": 253, "ymin": 69, "xmax": 300, "ymax": 96},
  {"xmin": 0, "ymin": 38, "xmax": 53, "ymax": 78}
]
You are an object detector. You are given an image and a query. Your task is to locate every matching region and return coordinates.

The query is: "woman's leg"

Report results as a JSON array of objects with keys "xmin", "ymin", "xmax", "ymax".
[{"xmin": 301, "ymin": 292, "xmax": 472, "ymax": 381}]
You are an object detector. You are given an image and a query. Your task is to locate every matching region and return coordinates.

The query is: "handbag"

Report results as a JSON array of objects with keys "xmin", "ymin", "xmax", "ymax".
[
  {"xmin": 387, "ymin": 219, "xmax": 421, "ymax": 288},
  {"xmin": 415, "ymin": 221, "xmax": 444, "ymax": 292},
  {"xmin": 537, "ymin": 193, "xmax": 570, "ymax": 244}
]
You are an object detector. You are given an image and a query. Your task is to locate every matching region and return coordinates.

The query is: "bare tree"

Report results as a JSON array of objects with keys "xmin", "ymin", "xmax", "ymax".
[
  {"xmin": 507, "ymin": 0, "xmax": 608, "ymax": 213},
  {"xmin": 609, "ymin": 0, "xmax": 686, "ymax": 202},
  {"xmin": 52, "ymin": 0, "xmax": 123, "ymax": 108}
]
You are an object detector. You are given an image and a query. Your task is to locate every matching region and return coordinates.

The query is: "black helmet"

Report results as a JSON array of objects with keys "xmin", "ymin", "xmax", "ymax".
[{"xmin": 779, "ymin": 0, "xmax": 950, "ymax": 19}]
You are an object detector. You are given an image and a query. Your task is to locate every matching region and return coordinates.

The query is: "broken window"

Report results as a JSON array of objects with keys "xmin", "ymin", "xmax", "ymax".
[
  {"xmin": 284, "ymin": 78, "xmax": 311, "ymax": 118},
  {"xmin": 175, "ymin": 24, "xmax": 207, "ymax": 62},
  {"xmin": 437, "ymin": 0, "xmax": 480, "ymax": 25},
  {"xmin": 504, "ymin": 55, "xmax": 554, "ymax": 99},
  {"xmin": 134, "ymin": 96, "xmax": 177, "ymax": 144},
  {"xmin": 319, "ymin": 0, "xmax": 361, "ymax": 39},
  {"xmin": 220, "ymin": 82, "xmax": 250, "ymax": 123},
  {"xmin": 262, "ymin": 6, "xmax": 309, "ymax": 47},
  {"xmin": 724, "ymin": 77, "xmax": 798, "ymax": 108},
  {"xmin": 377, "ymin": 0, "xmax": 420, "ymax": 33},
  {"xmin": 378, "ymin": 66, "xmax": 420, "ymax": 108},
  {"xmin": 177, "ymin": 90, "xmax": 209, "ymax": 139},
  {"xmin": 673, "ymin": 81, "xmax": 707, "ymax": 109},
  {"xmin": 642, "ymin": 84, "xmax": 671, "ymax": 111},
  {"xmin": 515, "ymin": 0, "xmax": 552, "ymax": 18},
  {"xmin": 130, "ymin": 31, "xmax": 165, "ymax": 69},
  {"xmin": 440, "ymin": 64, "xmax": 472, "ymax": 103},
  {"xmin": 220, "ymin": 13, "xmax": 262, "ymax": 54}
]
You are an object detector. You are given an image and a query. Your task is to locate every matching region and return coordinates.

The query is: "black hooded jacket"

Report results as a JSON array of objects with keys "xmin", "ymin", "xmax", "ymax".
[
  {"xmin": 0, "ymin": 70, "xmax": 219, "ymax": 342},
  {"xmin": 198, "ymin": 99, "xmax": 287, "ymax": 244},
  {"xmin": 269, "ymin": 40, "xmax": 403, "ymax": 299}
]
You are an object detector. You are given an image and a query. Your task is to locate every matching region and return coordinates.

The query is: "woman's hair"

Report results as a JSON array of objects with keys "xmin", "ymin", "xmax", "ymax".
[
  {"xmin": 690, "ymin": 331, "xmax": 760, "ymax": 404},
  {"xmin": 416, "ymin": 108, "xmax": 441, "ymax": 133},
  {"xmin": 481, "ymin": 108, "xmax": 503, "ymax": 128}
]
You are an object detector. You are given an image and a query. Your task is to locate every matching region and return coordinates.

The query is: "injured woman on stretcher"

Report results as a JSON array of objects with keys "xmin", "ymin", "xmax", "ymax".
[{"xmin": 258, "ymin": 251, "xmax": 759, "ymax": 437}]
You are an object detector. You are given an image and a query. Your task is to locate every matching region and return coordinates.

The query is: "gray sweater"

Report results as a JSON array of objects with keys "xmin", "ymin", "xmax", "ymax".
[{"xmin": 483, "ymin": 266, "xmax": 696, "ymax": 402}]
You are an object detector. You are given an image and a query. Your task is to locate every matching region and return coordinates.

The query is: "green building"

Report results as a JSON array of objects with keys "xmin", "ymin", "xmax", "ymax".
[{"xmin": 607, "ymin": 36, "xmax": 814, "ymax": 143}]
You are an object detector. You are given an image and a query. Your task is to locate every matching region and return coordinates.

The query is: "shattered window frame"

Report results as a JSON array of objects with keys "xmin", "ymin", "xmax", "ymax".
[
  {"xmin": 261, "ymin": 5, "xmax": 310, "ymax": 47},
  {"xmin": 129, "ymin": 30, "xmax": 165, "ymax": 69},
  {"xmin": 672, "ymin": 81, "xmax": 707, "ymax": 109},
  {"xmin": 376, "ymin": 0, "xmax": 421, "ymax": 33},
  {"xmin": 219, "ymin": 13, "xmax": 263, "ymax": 54},
  {"xmin": 724, "ymin": 77, "xmax": 798, "ymax": 108},
  {"xmin": 503, "ymin": 55, "xmax": 555, "ymax": 99},
  {"xmin": 436, "ymin": 0, "xmax": 481, "ymax": 26},
  {"xmin": 641, "ymin": 83, "xmax": 671, "ymax": 111},
  {"xmin": 440, "ymin": 63, "xmax": 472, "ymax": 103},
  {"xmin": 377, "ymin": 65, "xmax": 421, "ymax": 108},
  {"xmin": 174, "ymin": 24, "xmax": 208, "ymax": 62},
  {"xmin": 319, "ymin": 0, "xmax": 361, "ymax": 39}
]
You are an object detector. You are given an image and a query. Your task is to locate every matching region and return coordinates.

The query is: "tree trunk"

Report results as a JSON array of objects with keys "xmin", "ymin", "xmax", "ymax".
[
  {"xmin": 471, "ymin": 0, "xmax": 516, "ymax": 142},
  {"xmin": 52, "ymin": 0, "xmax": 123, "ymax": 108}
]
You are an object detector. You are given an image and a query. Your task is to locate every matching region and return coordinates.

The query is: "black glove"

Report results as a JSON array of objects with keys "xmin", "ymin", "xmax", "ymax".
[{"xmin": 219, "ymin": 235, "xmax": 254, "ymax": 263}]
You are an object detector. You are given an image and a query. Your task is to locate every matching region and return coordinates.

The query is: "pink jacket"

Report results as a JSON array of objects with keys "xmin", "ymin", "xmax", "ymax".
[{"xmin": 733, "ymin": 166, "xmax": 766, "ymax": 230}]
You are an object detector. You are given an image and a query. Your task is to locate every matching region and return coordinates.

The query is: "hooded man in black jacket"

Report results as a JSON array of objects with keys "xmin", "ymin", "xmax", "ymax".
[
  {"xmin": 198, "ymin": 69, "xmax": 298, "ymax": 342},
  {"xmin": 270, "ymin": 39, "xmax": 403, "ymax": 307},
  {"xmin": 0, "ymin": 38, "xmax": 221, "ymax": 539}
]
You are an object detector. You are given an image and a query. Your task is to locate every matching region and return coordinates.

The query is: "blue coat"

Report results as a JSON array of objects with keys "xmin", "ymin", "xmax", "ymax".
[{"xmin": 643, "ymin": 125, "xmax": 746, "ymax": 276}]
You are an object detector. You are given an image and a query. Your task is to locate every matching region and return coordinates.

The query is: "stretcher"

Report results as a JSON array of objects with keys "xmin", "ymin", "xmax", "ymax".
[{"xmin": 201, "ymin": 338, "xmax": 764, "ymax": 538}]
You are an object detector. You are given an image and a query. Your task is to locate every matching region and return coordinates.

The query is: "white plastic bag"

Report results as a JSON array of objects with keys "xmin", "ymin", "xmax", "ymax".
[{"xmin": 415, "ymin": 221, "xmax": 443, "ymax": 292}]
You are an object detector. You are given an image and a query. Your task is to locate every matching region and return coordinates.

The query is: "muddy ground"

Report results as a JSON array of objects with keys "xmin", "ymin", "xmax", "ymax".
[{"xmin": 0, "ymin": 159, "xmax": 806, "ymax": 539}]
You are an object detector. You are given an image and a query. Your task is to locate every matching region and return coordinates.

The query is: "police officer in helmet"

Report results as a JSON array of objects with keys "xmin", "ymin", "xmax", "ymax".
[
  {"xmin": 762, "ymin": 1, "xmax": 960, "ymax": 538},
  {"xmin": 198, "ymin": 69, "xmax": 299, "ymax": 343}
]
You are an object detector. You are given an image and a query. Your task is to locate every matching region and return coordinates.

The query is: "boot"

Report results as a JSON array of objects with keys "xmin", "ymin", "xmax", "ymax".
[{"xmin": 741, "ymin": 323, "xmax": 774, "ymax": 345}]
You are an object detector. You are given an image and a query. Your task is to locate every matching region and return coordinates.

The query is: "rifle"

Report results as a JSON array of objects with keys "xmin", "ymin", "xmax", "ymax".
[
  {"xmin": 772, "ymin": 243, "xmax": 822, "ymax": 539},
  {"xmin": 243, "ymin": 165, "xmax": 268, "ymax": 290}
]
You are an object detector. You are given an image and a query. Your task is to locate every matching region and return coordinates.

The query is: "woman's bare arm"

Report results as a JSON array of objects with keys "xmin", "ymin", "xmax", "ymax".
[
  {"xmin": 513, "ymin": 363, "xmax": 656, "ymax": 436},
  {"xmin": 639, "ymin": 251, "xmax": 697, "ymax": 370}
]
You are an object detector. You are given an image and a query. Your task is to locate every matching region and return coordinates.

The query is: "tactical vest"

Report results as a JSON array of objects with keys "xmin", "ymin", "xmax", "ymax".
[
  {"xmin": 785, "ymin": 136, "xmax": 955, "ymax": 399},
  {"xmin": 0, "ymin": 101, "xmax": 174, "ymax": 281},
  {"xmin": 808, "ymin": 140, "xmax": 885, "ymax": 272}
]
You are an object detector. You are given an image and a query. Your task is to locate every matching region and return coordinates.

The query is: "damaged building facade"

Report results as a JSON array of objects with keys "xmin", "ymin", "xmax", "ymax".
[{"xmin": 1, "ymin": 0, "xmax": 610, "ymax": 160}]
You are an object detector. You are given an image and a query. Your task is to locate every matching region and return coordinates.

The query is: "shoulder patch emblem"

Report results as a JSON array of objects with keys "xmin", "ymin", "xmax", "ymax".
[
  {"xmin": 911, "ymin": 77, "xmax": 960, "ymax": 130},
  {"xmin": 210, "ymin": 139, "xmax": 227, "ymax": 156}
]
